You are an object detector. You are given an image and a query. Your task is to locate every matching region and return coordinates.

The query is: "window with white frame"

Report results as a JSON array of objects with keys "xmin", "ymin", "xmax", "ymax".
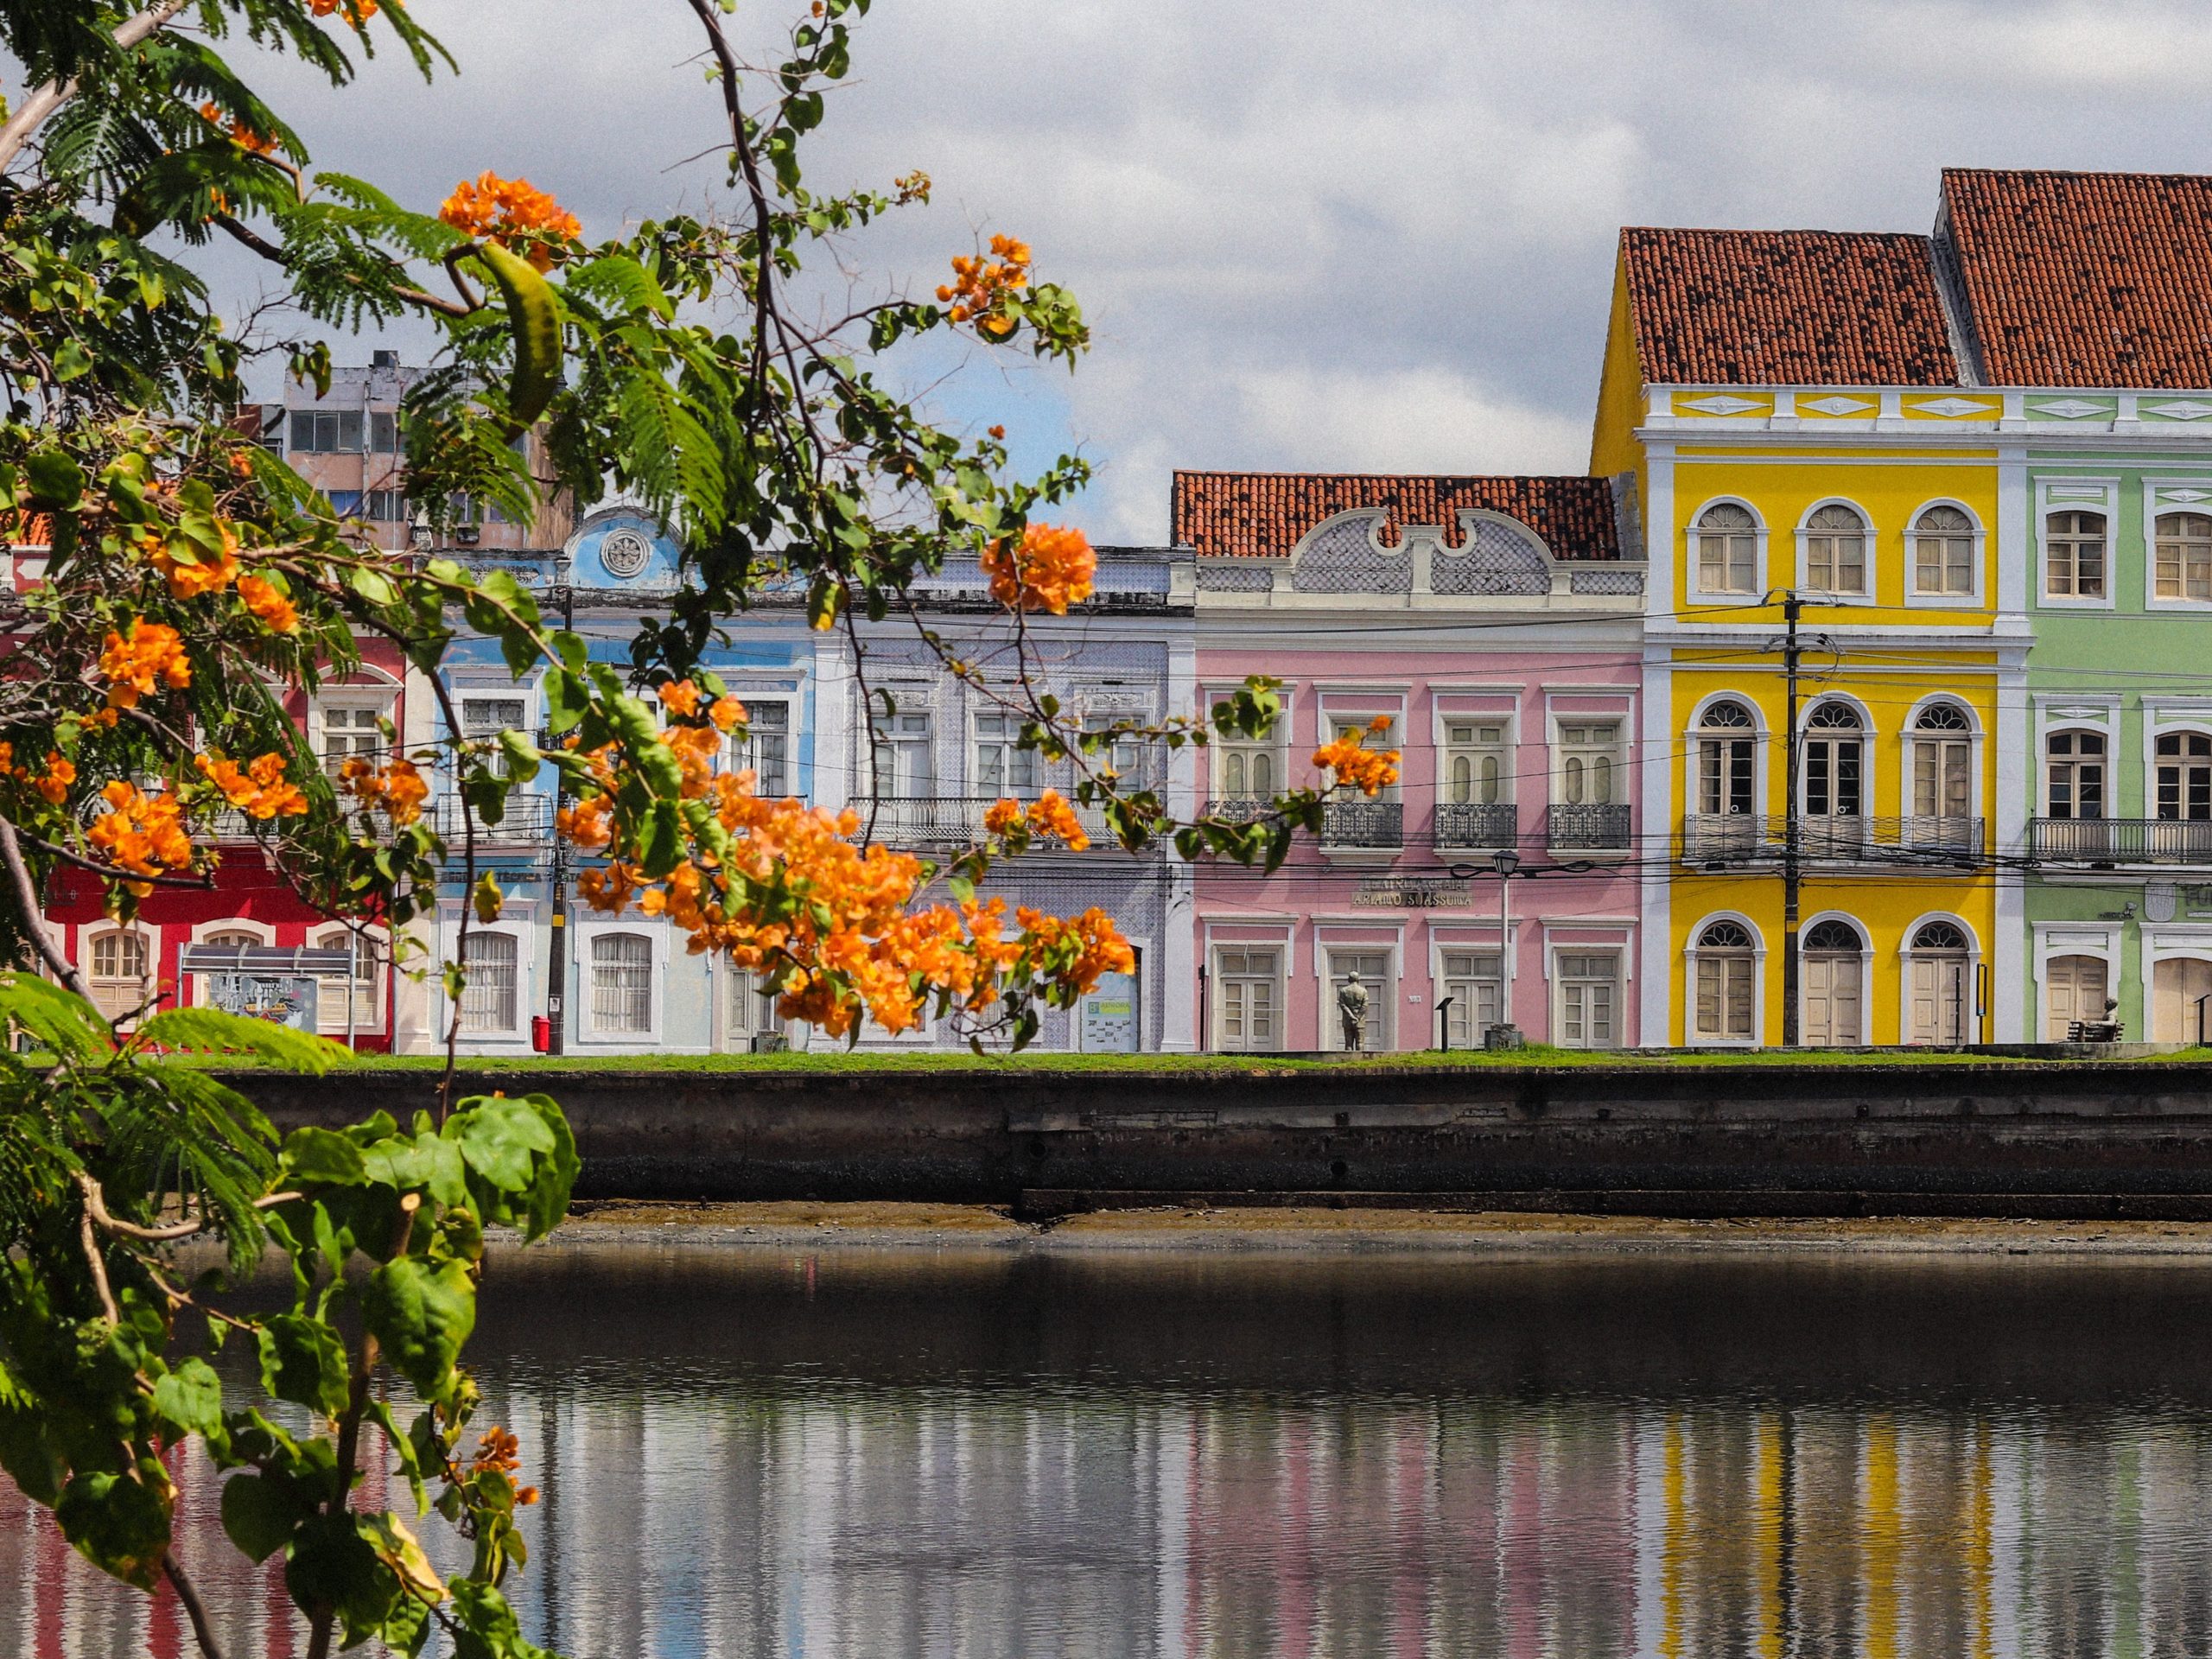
[
  {"xmin": 588, "ymin": 932, "xmax": 654, "ymax": 1035},
  {"xmin": 1692, "ymin": 920, "xmax": 1757, "ymax": 1042},
  {"xmin": 315, "ymin": 702, "xmax": 386, "ymax": 778},
  {"xmin": 2157, "ymin": 732, "xmax": 2212, "ymax": 822},
  {"xmin": 1083, "ymin": 711, "xmax": 1150, "ymax": 786},
  {"xmin": 1802, "ymin": 702, "xmax": 1864, "ymax": 827},
  {"xmin": 460, "ymin": 696, "xmax": 528, "ymax": 741},
  {"xmin": 88, "ymin": 928, "xmax": 151, "ymax": 1023},
  {"xmin": 1440, "ymin": 950, "xmax": 1503, "ymax": 1046},
  {"xmin": 363, "ymin": 489, "xmax": 407, "ymax": 523},
  {"xmin": 2156, "ymin": 512, "xmax": 2212, "ymax": 601},
  {"xmin": 1906, "ymin": 921, "xmax": 1973, "ymax": 1046},
  {"xmin": 1213, "ymin": 948, "xmax": 1282, "ymax": 1052},
  {"xmin": 457, "ymin": 931, "xmax": 518, "ymax": 1033},
  {"xmin": 727, "ymin": 701, "xmax": 791, "ymax": 797},
  {"xmin": 1215, "ymin": 736, "xmax": 1278, "ymax": 803},
  {"xmin": 1802, "ymin": 918, "xmax": 1865, "ymax": 1047},
  {"xmin": 1913, "ymin": 505, "xmax": 1976, "ymax": 597},
  {"xmin": 975, "ymin": 710, "xmax": 1036, "ymax": 797},
  {"xmin": 2045, "ymin": 511, "xmax": 2107, "ymax": 599},
  {"xmin": 1803, "ymin": 504, "xmax": 1867, "ymax": 595},
  {"xmin": 312, "ymin": 927, "xmax": 382, "ymax": 1034},
  {"xmin": 869, "ymin": 710, "xmax": 933, "ymax": 796},
  {"xmin": 1325, "ymin": 949, "xmax": 1391, "ymax": 1052},
  {"xmin": 1443, "ymin": 722, "xmax": 1509, "ymax": 805},
  {"xmin": 1695, "ymin": 503, "xmax": 1758, "ymax": 594},
  {"xmin": 1556, "ymin": 722, "xmax": 1620, "ymax": 805},
  {"xmin": 2046, "ymin": 731, "xmax": 2106, "ymax": 819},
  {"xmin": 1910, "ymin": 704, "xmax": 1973, "ymax": 825},
  {"xmin": 1554, "ymin": 952, "xmax": 1621, "ymax": 1049},
  {"xmin": 1696, "ymin": 701, "xmax": 1757, "ymax": 817},
  {"xmin": 1329, "ymin": 715, "xmax": 1399, "ymax": 791}
]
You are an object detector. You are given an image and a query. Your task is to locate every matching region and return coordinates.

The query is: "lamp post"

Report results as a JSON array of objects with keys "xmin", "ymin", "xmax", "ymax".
[{"xmin": 1491, "ymin": 846, "xmax": 1520, "ymax": 1046}]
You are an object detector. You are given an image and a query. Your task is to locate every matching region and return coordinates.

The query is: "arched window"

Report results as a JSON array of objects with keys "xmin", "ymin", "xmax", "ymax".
[
  {"xmin": 1913, "ymin": 505, "xmax": 1975, "ymax": 597},
  {"xmin": 313, "ymin": 926, "xmax": 383, "ymax": 1037},
  {"xmin": 1804, "ymin": 504, "xmax": 1867, "ymax": 595},
  {"xmin": 1910, "ymin": 703, "xmax": 1973, "ymax": 841},
  {"xmin": 1696, "ymin": 700, "xmax": 1757, "ymax": 820},
  {"xmin": 458, "ymin": 931, "xmax": 518, "ymax": 1033},
  {"xmin": 1802, "ymin": 918, "xmax": 1865, "ymax": 1046},
  {"xmin": 1907, "ymin": 921, "xmax": 1972, "ymax": 1045},
  {"xmin": 1913, "ymin": 920, "xmax": 1969, "ymax": 952},
  {"xmin": 1693, "ymin": 920, "xmax": 1757, "ymax": 1041},
  {"xmin": 88, "ymin": 928, "xmax": 151, "ymax": 1024},
  {"xmin": 1695, "ymin": 503, "xmax": 1758, "ymax": 594},
  {"xmin": 2157, "ymin": 732, "xmax": 2212, "ymax": 824},
  {"xmin": 2046, "ymin": 510, "xmax": 2107, "ymax": 599},
  {"xmin": 1802, "ymin": 702, "xmax": 1865, "ymax": 843},
  {"xmin": 590, "ymin": 931, "xmax": 654, "ymax": 1035},
  {"xmin": 2156, "ymin": 512, "xmax": 2212, "ymax": 601},
  {"xmin": 2046, "ymin": 731, "xmax": 2105, "ymax": 821}
]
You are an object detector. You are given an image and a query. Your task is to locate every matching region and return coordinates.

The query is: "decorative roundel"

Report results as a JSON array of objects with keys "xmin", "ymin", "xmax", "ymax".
[{"xmin": 600, "ymin": 528, "xmax": 652, "ymax": 580}]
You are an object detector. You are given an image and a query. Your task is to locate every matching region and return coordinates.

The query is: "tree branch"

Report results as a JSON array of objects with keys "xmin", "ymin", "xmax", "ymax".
[
  {"xmin": 0, "ymin": 0, "xmax": 191, "ymax": 174},
  {"xmin": 163, "ymin": 1552, "xmax": 226, "ymax": 1659},
  {"xmin": 0, "ymin": 816, "xmax": 89, "ymax": 997}
]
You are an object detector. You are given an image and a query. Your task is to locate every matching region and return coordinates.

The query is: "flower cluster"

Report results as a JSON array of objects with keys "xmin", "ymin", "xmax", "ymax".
[
  {"xmin": 198, "ymin": 101, "xmax": 277, "ymax": 157},
  {"xmin": 196, "ymin": 753, "xmax": 308, "ymax": 820},
  {"xmin": 238, "ymin": 573, "xmax": 298, "ymax": 633},
  {"xmin": 439, "ymin": 172, "xmax": 582, "ymax": 270},
  {"xmin": 308, "ymin": 0, "xmax": 382, "ymax": 23},
  {"xmin": 468, "ymin": 1427, "xmax": 538, "ymax": 1508},
  {"xmin": 141, "ymin": 524, "xmax": 240, "ymax": 599},
  {"xmin": 982, "ymin": 787, "xmax": 1090, "ymax": 850},
  {"xmin": 86, "ymin": 783, "xmax": 194, "ymax": 893},
  {"xmin": 340, "ymin": 756, "xmax": 428, "ymax": 826},
  {"xmin": 98, "ymin": 621, "xmax": 192, "ymax": 708},
  {"xmin": 937, "ymin": 233, "xmax": 1032, "ymax": 339},
  {"xmin": 3, "ymin": 747, "xmax": 75, "ymax": 806},
  {"xmin": 1313, "ymin": 720, "xmax": 1401, "ymax": 798},
  {"xmin": 979, "ymin": 523, "xmax": 1095, "ymax": 615}
]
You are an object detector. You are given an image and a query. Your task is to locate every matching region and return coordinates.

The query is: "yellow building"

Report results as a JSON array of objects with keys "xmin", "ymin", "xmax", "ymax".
[{"xmin": 1591, "ymin": 227, "xmax": 2026, "ymax": 1046}]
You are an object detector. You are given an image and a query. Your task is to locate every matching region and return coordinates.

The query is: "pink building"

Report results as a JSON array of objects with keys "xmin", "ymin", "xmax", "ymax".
[{"xmin": 1183, "ymin": 472, "xmax": 1648, "ymax": 1052}]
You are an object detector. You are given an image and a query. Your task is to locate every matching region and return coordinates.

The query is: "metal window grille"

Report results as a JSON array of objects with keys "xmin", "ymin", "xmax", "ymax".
[
  {"xmin": 590, "ymin": 933, "xmax": 653, "ymax": 1034},
  {"xmin": 459, "ymin": 932, "xmax": 518, "ymax": 1033}
]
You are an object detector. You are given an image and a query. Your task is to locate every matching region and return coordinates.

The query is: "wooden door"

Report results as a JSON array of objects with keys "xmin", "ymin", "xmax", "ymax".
[
  {"xmin": 1909, "ymin": 956, "xmax": 1967, "ymax": 1045},
  {"xmin": 1804, "ymin": 954, "xmax": 1863, "ymax": 1046},
  {"xmin": 2153, "ymin": 957, "xmax": 2212, "ymax": 1043},
  {"xmin": 2044, "ymin": 954, "xmax": 2108, "ymax": 1039}
]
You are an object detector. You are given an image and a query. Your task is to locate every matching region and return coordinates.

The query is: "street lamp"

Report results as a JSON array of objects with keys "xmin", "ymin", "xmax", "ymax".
[{"xmin": 1491, "ymin": 848, "xmax": 1520, "ymax": 1048}]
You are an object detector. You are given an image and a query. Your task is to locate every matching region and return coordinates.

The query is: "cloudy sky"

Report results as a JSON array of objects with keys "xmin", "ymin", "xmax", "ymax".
[{"xmin": 214, "ymin": 0, "xmax": 2212, "ymax": 543}]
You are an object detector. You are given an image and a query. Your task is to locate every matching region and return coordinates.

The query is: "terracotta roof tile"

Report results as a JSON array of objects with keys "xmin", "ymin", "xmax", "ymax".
[
  {"xmin": 1620, "ymin": 226, "xmax": 1958, "ymax": 387},
  {"xmin": 1171, "ymin": 472, "xmax": 1620, "ymax": 560},
  {"xmin": 1941, "ymin": 168, "xmax": 2212, "ymax": 388}
]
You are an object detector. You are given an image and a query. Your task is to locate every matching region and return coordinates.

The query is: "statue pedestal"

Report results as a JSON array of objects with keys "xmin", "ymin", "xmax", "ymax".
[{"xmin": 1483, "ymin": 1023, "xmax": 1525, "ymax": 1052}]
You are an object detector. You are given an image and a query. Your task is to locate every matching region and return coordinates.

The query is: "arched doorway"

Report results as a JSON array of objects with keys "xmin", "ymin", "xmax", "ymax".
[
  {"xmin": 2152, "ymin": 957, "xmax": 2212, "ymax": 1045},
  {"xmin": 2044, "ymin": 954, "xmax": 2110, "ymax": 1040},
  {"xmin": 1802, "ymin": 918, "xmax": 1865, "ymax": 1046},
  {"xmin": 1906, "ymin": 920, "xmax": 1972, "ymax": 1046}
]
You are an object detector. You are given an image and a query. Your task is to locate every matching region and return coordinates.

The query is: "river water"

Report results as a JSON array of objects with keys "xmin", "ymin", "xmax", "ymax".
[{"xmin": 11, "ymin": 1239, "xmax": 2212, "ymax": 1656}]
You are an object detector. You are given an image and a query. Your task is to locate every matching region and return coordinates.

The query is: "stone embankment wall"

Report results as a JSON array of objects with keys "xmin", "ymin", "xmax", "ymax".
[{"xmin": 230, "ymin": 1063, "xmax": 2212, "ymax": 1219}]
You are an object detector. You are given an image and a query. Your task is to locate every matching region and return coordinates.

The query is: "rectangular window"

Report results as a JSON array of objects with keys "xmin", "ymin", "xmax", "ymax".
[
  {"xmin": 728, "ymin": 702, "xmax": 791, "ymax": 797},
  {"xmin": 286, "ymin": 410, "xmax": 365, "ymax": 453},
  {"xmin": 364, "ymin": 489, "xmax": 408, "ymax": 523},
  {"xmin": 1084, "ymin": 714, "xmax": 1149, "ymax": 785},
  {"xmin": 370, "ymin": 410, "xmax": 399, "ymax": 454},
  {"xmin": 1557, "ymin": 723, "xmax": 1620, "ymax": 805},
  {"xmin": 1214, "ymin": 948, "xmax": 1281, "ymax": 1052},
  {"xmin": 88, "ymin": 930, "xmax": 151, "ymax": 1024},
  {"xmin": 2044, "ymin": 511, "xmax": 2107, "ymax": 599},
  {"xmin": 869, "ymin": 711, "xmax": 933, "ymax": 796},
  {"xmin": 2156, "ymin": 512, "xmax": 2212, "ymax": 601},
  {"xmin": 1443, "ymin": 723, "xmax": 1509, "ymax": 805},
  {"xmin": 1694, "ymin": 954, "xmax": 1755, "ymax": 1040},
  {"xmin": 316, "ymin": 703, "xmax": 385, "ymax": 778},
  {"xmin": 1332, "ymin": 717, "xmax": 1400, "ymax": 795},
  {"xmin": 458, "ymin": 931, "xmax": 518, "ymax": 1033},
  {"xmin": 1214, "ymin": 740, "xmax": 1278, "ymax": 803},
  {"xmin": 1912, "ymin": 739, "xmax": 1972, "ymax": 821},
  {"xmin": 460, "ymin": 697, "xmax": 528, "ymax": 741},
  {"xmin": 589, "ymin": 932, "xmax": 653, "ymax": 1034},
  {"xmin": 726, "ymin": 969, "xmax": 785, "ymax": 1051},
  {"xmin": 1441, "ymin": 951, "xmax": 1503, "ymax": 1046},
  {"xmin": 1325, "ymin": 950, "xmax": 1391, "ymax": 1052},
  {"xmin": 975, "ymin": 710, "xmax": 1037, "ymax": 797},
  {"xmin": 1555, "ymin": 953, "xmax": 1621, "ymax": 1049},
  {"xmin": 314, "ymin": 929, "xmax": 381, "ymax": 1035}
]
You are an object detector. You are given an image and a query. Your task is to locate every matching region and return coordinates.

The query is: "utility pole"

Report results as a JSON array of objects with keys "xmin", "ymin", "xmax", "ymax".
[
  {"xmin": 544, "ymin": 577, "xmax": 575, "ymax": 1056},
  {"xmin": 1781, "ymin": 590, "xmax": 1803, "ymax": 1046}
]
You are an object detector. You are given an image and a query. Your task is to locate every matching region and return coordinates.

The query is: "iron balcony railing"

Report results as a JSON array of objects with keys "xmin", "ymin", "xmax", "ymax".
[
  {"xmin": 2031, "ymin": 817, "xmax": 2212, "ymax": 865},
  {"xmin": 1682, "ymin": 813, "xmax": 1985, "ymax": 864},
  {"xmin": 852, "ymin": 795, "xmax": 1114, "ymax": 848},
  {"xmin": 1433, "ymin": 802, "xmax": 1517, "ymax": 850},
  {"xmin": 1548, "ymin": 801, "xmax": 1632, "ymax": 853},
  {"xmin": 1321, "ymin": 798, "xmax": 1403, "ymax": 849},
  {"xmin": 1201, "ymin": 797, "xmax": 1271, "ymax": 825},
  {"xmin": 432, "ymin": 792, "xmax": 557, "ymax": 845}
]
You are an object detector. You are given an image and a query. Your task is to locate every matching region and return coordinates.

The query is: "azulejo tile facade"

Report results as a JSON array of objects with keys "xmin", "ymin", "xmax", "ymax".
[{"xmin": 47, "ymin": 167, "xmax": 2212, "ymax": 1053}]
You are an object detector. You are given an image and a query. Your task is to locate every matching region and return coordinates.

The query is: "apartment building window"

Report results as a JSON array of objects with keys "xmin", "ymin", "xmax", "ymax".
[
  {"xmin": 1213, "ymin": 948, "xmax": 1281, "ymax": 1052},
  {"xmin": 589, "ymin": 932, "xmax": 654, "ymax": 1035},
  {"xmin": 1554, "ymin": 953, "xmax": 1621, "ymax": 1049},
  {"xmin": 2045, "ymin": 510, "xmax": 2107, "ymax": 599},
  {"xmin": 975, "ymin": 711, "xmax": 1036, "ymax": 797},
  {"xmin": 1695, "ymin": 503, "xmax": 1758, "ymax": 594},
  {"xmin": 2046, "ymin": 731, "xmax": 2105, "ymax": 819},
  {"xmin": 727, "ymin": 702, "xmax": 791, "ymax": 797},
  {"xmin": 363, "ymin": 490, "xmax": 408, "ymax": 523},
  {"xmin": 1692, "ymin": 920, "xmax": 1757, "ymax": 1042},
  {"xmin": 1802, "ymin": 918, "xmax": 1865, "ymax": 1047},
  {"xmin": 2157, "ymin": 732, "xmax": 2212, "ymax": 821},
  {"xmin": 1557, "ymin": 723, "xmax": 1619, "ymax": 804},
  {"xmin": 1216, "ymin": 739, "xmax": 1276, "ymax": 801},
  {"xmin": 1913, "ymin": 505, "xmax": 1976, "ymax": 597},
  {"xmin": 317, "ymin": 702, "xmax": 385, "ymax": 778},
  {"xmin": 460, "ymin": 696, "xmax": 527, "ymax": 742},
  {"xmin": 870, "ymin": 710, "xmax": 933, "ymax": 796},
  {"xmin": 370, "ymin": 410, "xmax": 399, "ymax": 454},
  {"xmin": 1440, "ymin": 951, "xmax": 1503, "ymax": 1045},
  {"xmin": 289, "ymin": 410, "xmax": 363, "ymax": 453},
  {"xmin": 1802, "ymin": 702, "xmax": 1863, "ymax": 820},
  {"xmin": 2156, "ymin": 512, "xmax": 2212, "ymax": 601},
  {"xmin": 1325, "ymin": 950, "xmax": 1391, "ymax": 1052},
  {"xmin": 458, "ymin": 931, "xmax": 518, "ymax": 1033},
  {"xmin": 1910, "ymin": 703, "xmax": 1973, "ymax": 824},
  {"xmin": 1444, "ymin": 722, "xmax": 1508, "ymax": 804},
  {"xmin": 1696, "ymin": 701, "xmax": 1757, "ymax": 817},
  {"xmin": 1084, "ymin": 713, "xmax": 1150, "ymax": 785},
  {"xmin": 1804, "ymin": 504, "xmax": 1867, "ymax": 595},
  {"xmin": 88, "ymin": 929, "xmax": 152, "ymax": 1023}
]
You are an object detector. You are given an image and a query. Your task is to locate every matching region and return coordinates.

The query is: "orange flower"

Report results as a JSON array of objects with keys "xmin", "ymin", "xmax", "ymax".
[
  {"xmin": 18, "ymin": 751, "xmax": 74, "ymax": 806},
  {"xmin": 308, "ymin": 0, "xmax": 381, "ymax": 22},
  {"xmin": 197, "ymin": 753, "xmax": 308, "ymax": 820},
  {"xmin": 1313, "ymin": 732, "xmax": 1402, "ymax": 798},
  {"xmin": 982, "ymin": 798, "xmax": 1023, "ymax": 836},
  {"xmin": 237, "ymin": 574, "xmax": 298, "ymax": 633},
  {"xmin": 198, "ymin": 100, "xmax": 277, "ymax": 156},
  {"xmin": 340, "ymin": 755, "xmax": 427, "ymax": 826},
  {"xmin": 708, "ymin": 696, "xmax": 746, "ymax": 734},
  {"xmin": 86, "ymin": 782, "xmax": 194, "ymax": 893},
  {"xmin": 1025, "ymin": 788, "xmax": 1090, "ymax": 850},
  {"xmin": 938, "ymin": 233, "xmax": 1033, "ymax": 336},
  {"xmin": 145, "ymin": 523, "xmax": 242, "ymax": 599},
  {"xmin": 439, "ymin": 171, "xmax": 581, "ymax": 270},
  {"xmin": 979, "ymin": 524, "xmax": 1095, "ymax": 615},
  {"xmin": 657, "ymin": 679, "xmax": 701, "ymax": 719},
  {"xmin": 98, "ymin": 621, "xmax": 192, "ymax": 708}
]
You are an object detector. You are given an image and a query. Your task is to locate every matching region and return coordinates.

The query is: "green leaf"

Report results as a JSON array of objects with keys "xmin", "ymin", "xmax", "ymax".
[
  {"xmin": 0, "ymin": 972, "xmax": 113, "ymax": 1061},
  {"xmin": 542, "ymin": 668, "xmax": 589, "ymax": 735},
  {"xmin": 362, "ymin": 1257, "xmax": 475, "ymax": 1403},
  {"xmin": 57, "ymin": 1469, "xmax": 171, "ymax": 1590},
  {"xmin": 639, "ymin": 798, "xmax": 684, "ymax": 876},
  {"xmin": 0, "ymin": 1363, "xmax": 62, "ymax": 1507},
  {"xmin": 221, "ymin": 1471, "xmax": 312, "ymax": 1563},
  {"xmin": 257, "ymin": 1313, "xmax": 350, "ymax": 1418},
  {"xmin": 286, "ymin": 1511, "xmax": 397, "ymax": 1632},
  {"xmin": 138, "ymin": 1008, "xmax": 354, "ymax": 1073},
  {"xmin": 518, "ymin": 1093, "xmax": 578, "ymax": 1243},
  {"xmin": 23, "ymin": 448, "xmax": 82, "ymax": 507},
  {"xmin": 453, "ymin": 1093, "xmax": 556, "ymax": 1192},
  {"xmin": 151, "ymin": 1357, "xmax": 222, "ymax": 1438},
  {"xmin": 280, "ymin": 1126, "xmax": 370, "ymax": 1187},
  {"xmin": 361, "ymin": 1130, "xmax": 468, "ymax": 1210}
]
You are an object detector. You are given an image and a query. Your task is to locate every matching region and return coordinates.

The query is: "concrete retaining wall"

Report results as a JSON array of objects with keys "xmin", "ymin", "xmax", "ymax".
[{"xmin": 228, "ymin": 1062, "xmax": 2212, "ymax": 1217}]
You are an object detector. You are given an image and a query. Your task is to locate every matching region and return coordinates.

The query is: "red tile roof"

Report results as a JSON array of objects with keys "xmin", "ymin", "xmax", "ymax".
[
  {"xmin": 1171, "ymin": 472, "xmax": 1621, "ymax": 560},
  {"xmin": 1619, "ymin": 226, "xmax": 1958, "ymax": 387},
  {"xmin": 1941, "ymin": 168, "xmax": 2212, "ymax": 388}
]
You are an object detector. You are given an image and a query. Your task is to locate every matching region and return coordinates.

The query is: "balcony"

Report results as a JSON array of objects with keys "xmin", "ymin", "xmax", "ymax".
[
  {"xmin": 2031, "ymin": 817, "xmax": 2212, "ymax": 867},
  {"xmin": 1320, "ymin": 798, "xmax": 1403, "ymax": 851},
  {"xmin": 1682, "ymin": 813, "xmax": 1985, "ymax": 865},
  {"xmin": 1433, "ymin": 802, "xmax": 1517, "ymax": 851},
  {"xmin": 851, "ymin": 795, "xmax": 1118, "ymax": 849},
  {"xmin": 1548, "ymin": 801, "xmax": 1631, "ymax": 855},
  {"xmin": 432, "ymin": 792, "xmax": 556, "ymax": 846}
]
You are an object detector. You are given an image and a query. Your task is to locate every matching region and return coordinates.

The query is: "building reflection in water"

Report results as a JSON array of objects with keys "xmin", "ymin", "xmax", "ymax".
[{"xmin": 8, "ymin": 1248, "xmax": 2212, "ymax": 1656}]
